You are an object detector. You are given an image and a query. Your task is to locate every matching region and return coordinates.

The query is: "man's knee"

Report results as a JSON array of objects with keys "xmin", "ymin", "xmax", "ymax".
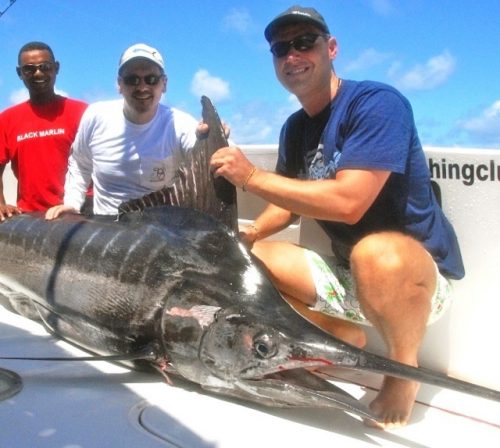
[
  {"xmin": 252, "ymin": 240, "xmax": 291, "ymax": 267},
  {"xmin": 351, "ymin": 231, "xmax": 436, "ymax": 300},
  {"xmin": 350, "ymin": 232, "xmax": 407, "ymax": 276}
]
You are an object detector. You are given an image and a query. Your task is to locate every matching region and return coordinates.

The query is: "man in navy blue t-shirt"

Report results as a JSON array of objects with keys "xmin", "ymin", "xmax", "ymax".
[{"xmin": 210, "ymin": 5, "xmax": 464, "ymax": 429}]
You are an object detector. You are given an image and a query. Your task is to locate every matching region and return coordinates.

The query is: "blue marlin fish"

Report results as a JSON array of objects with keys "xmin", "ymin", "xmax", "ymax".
[{"xmin": 0, "ymin": 97, "xmax": 499, "ymax": 423}]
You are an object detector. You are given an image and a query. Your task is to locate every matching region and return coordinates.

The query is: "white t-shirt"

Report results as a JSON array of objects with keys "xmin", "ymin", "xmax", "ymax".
[{"xmin": 64, "ymin": 99, "xmax": 198, "ymax": 215}]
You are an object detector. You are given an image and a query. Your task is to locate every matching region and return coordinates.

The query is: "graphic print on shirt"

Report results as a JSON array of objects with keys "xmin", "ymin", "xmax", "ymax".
[
  {"xmin": 140, "ymin": 156, "xmax": 175, "ymax": 189},
  {"xmin": 308, "ymin": 143, "xmax": 342, "ymax": 180},
  {"xmin": 150, "ymin": 166, "xmax": 166, "ymax": 182}
]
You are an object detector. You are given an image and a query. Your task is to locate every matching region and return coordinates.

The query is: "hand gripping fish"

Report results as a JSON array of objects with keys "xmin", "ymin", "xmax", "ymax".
[{"xmin": 0, "ymin": 97, "xmax": 499, "ymax": 424}]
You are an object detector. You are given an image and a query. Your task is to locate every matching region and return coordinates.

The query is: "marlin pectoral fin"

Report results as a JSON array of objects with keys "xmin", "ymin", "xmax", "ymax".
[
  {"xmin": 201, "ymin": 368, "xmax": 380, "ymax": 422},
  {"xmin": 0, "ymin": 282, "xmax": 40, "ymax": 321},
  {"xmin": 252, "ymin": 369, "xmax": 380, "ymax": 421}
]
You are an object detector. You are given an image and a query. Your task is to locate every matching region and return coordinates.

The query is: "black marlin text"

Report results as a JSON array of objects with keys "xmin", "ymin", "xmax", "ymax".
[{"xmin": 16, "ymin": 128, "xmax": 65, "ymax": 142}]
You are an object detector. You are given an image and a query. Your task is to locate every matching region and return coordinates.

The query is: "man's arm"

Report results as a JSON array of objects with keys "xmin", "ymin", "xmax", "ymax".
[
  {"xmin": 0, "ymin": 163, "xmax": 6, "ymax": 206},
  {"xmin": 247, "ymin": 167, "xmax": 390, "ymax": 224},
  {"xmin": 0, "ymin": 164, "xmax": 22, "ymax": 222},
  {"xmin": 240, "ymin": 203, "xmax": 298, "ymax": 245},
  {"xmin": 211, "ymin": 146, "xmax": 390, "ymax": 225},
  {"xmin": 45, "ymin": 145, "xmax": 88, "ymax": 221}
]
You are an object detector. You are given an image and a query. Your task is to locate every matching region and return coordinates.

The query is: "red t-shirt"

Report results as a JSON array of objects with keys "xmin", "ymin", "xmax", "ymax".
[{"xmin": 0, "ymin": 96, "xmax": 87, "ymax": 211}]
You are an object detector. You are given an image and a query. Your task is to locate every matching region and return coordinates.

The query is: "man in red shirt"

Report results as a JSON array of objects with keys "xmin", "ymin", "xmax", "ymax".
[{"xmin": 0, "ymin": 41, "xmax": 88, "ymax": 221}]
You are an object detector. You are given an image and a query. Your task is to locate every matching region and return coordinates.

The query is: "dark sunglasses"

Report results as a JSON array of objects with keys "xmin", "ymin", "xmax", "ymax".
[
  {"xmin": 270, "ymin": 33, "xmax": 325, "ymax": 58},
  {"xmin": 121, "ymin": 74, "xmax": 164, "ymax": 86},
  {"xmin": 19, "ymin": 62, "xmax": 55, "ymax": 76}
]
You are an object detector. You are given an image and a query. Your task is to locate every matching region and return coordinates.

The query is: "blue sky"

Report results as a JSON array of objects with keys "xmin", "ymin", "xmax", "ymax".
[{"xmin": 1, "ymin": 0, "xmax": 499, "ymax": 148}]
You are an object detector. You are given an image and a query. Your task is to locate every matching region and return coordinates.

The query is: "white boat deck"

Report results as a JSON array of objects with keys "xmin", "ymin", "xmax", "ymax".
[
  {"xmin": 1, "ymin": 146, "xmax": 500, "ymax": 447},
  {"xmin": 1, "ymin": 305, "xmax": 499, "ymax": 447}
]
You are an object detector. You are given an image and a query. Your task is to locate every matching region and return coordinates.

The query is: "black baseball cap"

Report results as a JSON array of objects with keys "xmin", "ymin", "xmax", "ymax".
[{"xmin": 264, "ymin": 5, "xmax": 330, "ymax": 42}]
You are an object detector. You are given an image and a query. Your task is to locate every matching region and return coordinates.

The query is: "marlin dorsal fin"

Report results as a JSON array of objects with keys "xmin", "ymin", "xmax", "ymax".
[{"xmin": 117, "ymin": 96, "xmax": 237, "ymax": 231}]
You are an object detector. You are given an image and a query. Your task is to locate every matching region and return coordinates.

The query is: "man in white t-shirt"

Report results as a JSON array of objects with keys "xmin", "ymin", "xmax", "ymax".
[{"xmin": 46, "ymin": 43, "xmax": 200, "ymax": 217}]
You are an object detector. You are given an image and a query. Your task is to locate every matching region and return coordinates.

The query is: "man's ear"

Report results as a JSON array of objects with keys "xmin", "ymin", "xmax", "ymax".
[{"xmin": 16, "ymin": 67, "xmax": 22, "ymax": 79}]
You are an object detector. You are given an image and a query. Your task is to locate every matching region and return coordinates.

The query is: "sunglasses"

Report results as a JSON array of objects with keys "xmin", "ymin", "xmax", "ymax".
[
  {"xmin": 120, "ymin": 74, "xmax": 164, "ymax": 86},
  {"xmin": 270, "ymin": 33, "xmax": 325, "ymax": 58},
  {"xmin": 19, "ymin": 62, "xmax": 55, "ymax": 76}
]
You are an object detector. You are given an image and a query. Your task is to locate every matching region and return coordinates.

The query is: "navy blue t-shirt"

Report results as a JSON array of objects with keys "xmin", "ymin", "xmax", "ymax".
[{"xmin": 276, "ymin": 80, "xmax": 464, "ymax": 279}]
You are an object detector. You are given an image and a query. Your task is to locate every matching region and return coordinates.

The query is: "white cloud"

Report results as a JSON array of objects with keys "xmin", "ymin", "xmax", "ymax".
[
  {"xmin": 370, "ymin": 0, "xmax": 396, "ymax": 16},
  {"xmin": 9, "ymin": 88, "xmax": 29, "ymax": 104},
  {"xmin": 229, "ymin": 113, "xmax": 274, "ymax": 144},
  {"xmin": 9, "ymin": 87, "xmax": 70, "ymax": 105},
  {"xmin": 390, "ymin": 50, "xmax": 456, "ymax": 91},
  {"xmin": 285, "ymin": 94, "xmax": 301, "ymax": 113},
  {"xmin": 344, "ymin": 48, "xmax": 393, "ymax": 73},
  {"xmin": 190, "ymin": 69, "xmax": 230, "ymax": 102},
  {"xmin": 56, "ymin": 88, "xmax": 69, "ymax": 97},
  {"xmin": 228, "ymin": 95, "xmax": 302, "ymax": 145},
  {"xmin": 223, "ymin": 8, "xmax": 252, "ymax": 34},
  {"xmin": 458, "ymin": 100, "xmax": 500, "ymax": 145}
]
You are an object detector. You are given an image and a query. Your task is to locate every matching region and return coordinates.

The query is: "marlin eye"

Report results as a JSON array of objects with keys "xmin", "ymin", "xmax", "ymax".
[{"xmin": 253, "ymin": 333, "xmax": 277, "ymax": 359}]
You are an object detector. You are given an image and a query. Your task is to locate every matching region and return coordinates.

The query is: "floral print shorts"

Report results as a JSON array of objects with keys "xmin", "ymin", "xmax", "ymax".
[{"xmin": 305, "ymin": 249, "xmax": 453, "ymax": 326}]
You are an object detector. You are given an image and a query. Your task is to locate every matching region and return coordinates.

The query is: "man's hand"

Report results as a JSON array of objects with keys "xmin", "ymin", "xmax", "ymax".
[
  {"xmin": 239, "ymin": 222, "xmax": 260, "ymax": 247},
  {"xmin": 196, "ymin": 121, "xmax": 230, "ymax": 139},
  {"xmin": 45, "ymin": 204, "xmax": 78, "ymax": 221},
  {"xmin": 0, "ymin": 204, "xmax": 22, "ymax": 222},
  {"xmin": 210, "ymin": 146, "xmax": 257, "ymax": 190}
]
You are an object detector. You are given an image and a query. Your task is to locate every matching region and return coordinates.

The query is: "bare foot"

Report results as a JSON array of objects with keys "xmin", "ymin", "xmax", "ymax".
[{"xmin": 364, "ymin": 376, "xmax": 420, "ymax": 430}]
